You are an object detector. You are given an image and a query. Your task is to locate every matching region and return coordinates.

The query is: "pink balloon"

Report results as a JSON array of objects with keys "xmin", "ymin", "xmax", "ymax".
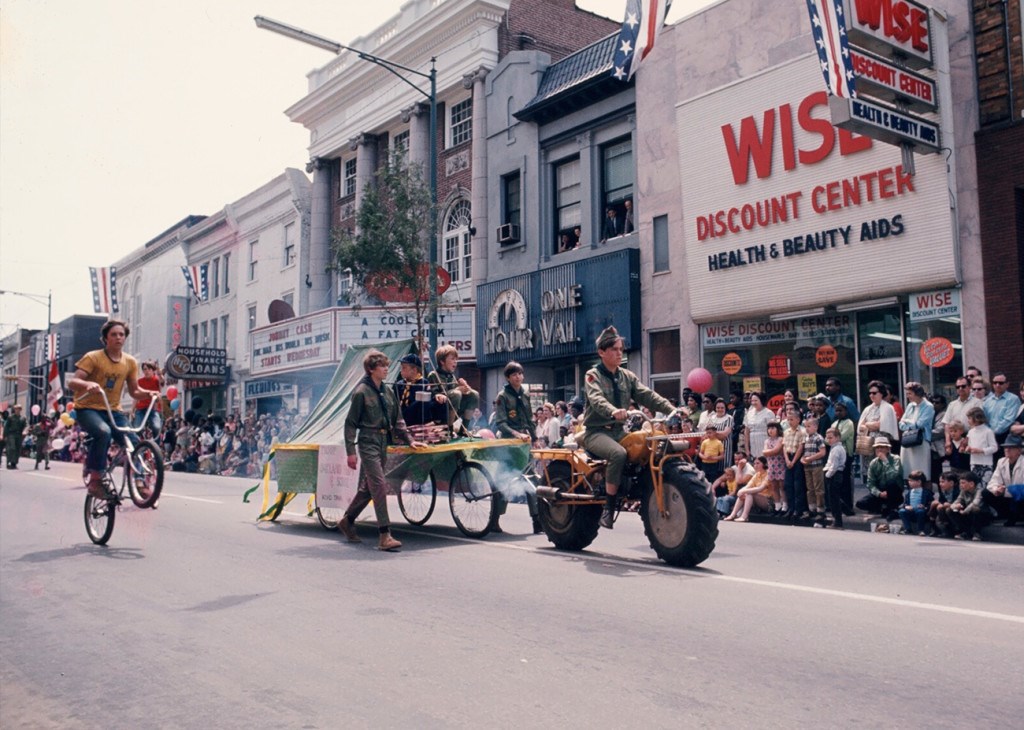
[
  {"xmin": 686, "ymin": 367, "xmax": 713, "ymax": 393},
  {"xmin": 31, "ymin": 404, "xmax": 41, "ymax": 416},
  {"xmin": 476, "ymin": 428, "xmax": 496, "ymax": 440},
  {"xmin": 166, "ymin": 386, "xmax": 179, "ymax": 400}
]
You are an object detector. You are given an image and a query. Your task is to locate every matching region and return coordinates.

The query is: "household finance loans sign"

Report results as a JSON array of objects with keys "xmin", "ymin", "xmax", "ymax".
[{"xmin": 676, "ymin": 54, "xmax": 955, "ymax": 322}]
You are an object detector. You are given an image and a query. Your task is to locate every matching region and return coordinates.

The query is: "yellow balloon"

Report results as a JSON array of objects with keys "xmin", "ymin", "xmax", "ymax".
[{"xmin": 61, "ymin": 413, "xmax": 73, "ymax": 426}]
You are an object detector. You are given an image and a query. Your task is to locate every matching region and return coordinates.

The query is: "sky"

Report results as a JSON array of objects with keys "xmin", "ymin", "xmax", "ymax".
[{"xmin": 0, "ymin": 0, "xmax": 707, "ymax": 336}]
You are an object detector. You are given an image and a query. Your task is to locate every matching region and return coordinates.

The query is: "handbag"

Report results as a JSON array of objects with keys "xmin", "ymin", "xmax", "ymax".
[
  {"xmin": 855, "ymin": 432, "xmax": 875, "ymax": 456},
  {"xmin": 900, "ymin": 427, "xmax": 923, "ymax": 447}
]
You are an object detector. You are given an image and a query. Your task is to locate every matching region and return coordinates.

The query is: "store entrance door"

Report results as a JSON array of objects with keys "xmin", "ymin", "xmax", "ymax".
[{"xmin": 857, "ymin": 361, "xmax": 903, "ymax": 406}]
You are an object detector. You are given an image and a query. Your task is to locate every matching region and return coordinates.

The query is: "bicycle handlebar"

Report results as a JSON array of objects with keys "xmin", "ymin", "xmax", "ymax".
[{"xmin": 86, "ymin": 387, "xmax": 159, "ymax": 435}]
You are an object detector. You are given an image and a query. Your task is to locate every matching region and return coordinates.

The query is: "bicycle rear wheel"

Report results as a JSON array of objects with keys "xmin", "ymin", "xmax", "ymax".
[
  {"xmin": 128, "ymin": 440, "xmax": 164, "ymax": 509},
  {"xmin": 84, "ymin": 495, "xmax": 115, "ymax": 545},
  {"xmin": 448, "ymin": 462, "xmax": 498, "ymax": 538}
]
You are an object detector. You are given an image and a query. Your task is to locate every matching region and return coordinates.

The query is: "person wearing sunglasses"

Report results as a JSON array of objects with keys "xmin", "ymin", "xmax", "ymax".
[
  {"xmin": 942, "ymin": 377, "xmax": 981, "ymax": 452},
  {"xmin": 981, "ymin": 372, "xmax": 1022, "ymax": 456}
]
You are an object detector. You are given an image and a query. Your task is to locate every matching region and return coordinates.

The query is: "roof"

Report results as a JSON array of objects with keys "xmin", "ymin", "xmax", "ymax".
[{"xmin": 516, "ymin": 32, "xmax": 629, "ymax": 124}]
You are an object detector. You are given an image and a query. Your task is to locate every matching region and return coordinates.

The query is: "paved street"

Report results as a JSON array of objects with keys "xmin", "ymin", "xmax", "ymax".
[{"xmin": 2, "ymin": 462, "xmax": 1022, "ymax": 729}]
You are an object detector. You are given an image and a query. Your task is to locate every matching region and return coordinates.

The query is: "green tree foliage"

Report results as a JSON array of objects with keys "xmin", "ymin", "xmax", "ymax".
[{"xmin": 331, "ymin": 148, "xmax": 434, "ymax": 347}]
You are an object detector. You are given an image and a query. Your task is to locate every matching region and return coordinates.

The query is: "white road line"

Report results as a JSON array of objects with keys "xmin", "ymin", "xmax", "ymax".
[
  {"xmin": 391, "ymin": 527, "xmax": 1024, "ymax": 625},
  {"xmin": 158, "ymin": 493, "xmax": 223, "ymax": 504},
  {"xmin": 22, "ymin": 472, "xmax": 73, "ymax": 483}
]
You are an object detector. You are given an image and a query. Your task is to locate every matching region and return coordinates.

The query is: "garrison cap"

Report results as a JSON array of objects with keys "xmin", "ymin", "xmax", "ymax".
[{"xmin": 596, "ymin": 325, "xmax": 621, "ymax": 350}]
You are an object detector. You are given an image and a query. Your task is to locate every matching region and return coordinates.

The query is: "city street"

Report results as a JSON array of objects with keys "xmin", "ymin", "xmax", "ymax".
[{"xmin": 2, "ymin": 461, "xmax": 1022, "ymax": 729}]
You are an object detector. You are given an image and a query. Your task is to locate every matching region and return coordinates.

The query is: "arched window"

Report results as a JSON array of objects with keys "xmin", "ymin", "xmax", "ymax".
[
  {"xmin": 120, "ymin": 280, "xmax": 133, "ymax": 324},
  {"xmin": 443, "ymin": 200, "xmax": 472, "ymax": 291}
]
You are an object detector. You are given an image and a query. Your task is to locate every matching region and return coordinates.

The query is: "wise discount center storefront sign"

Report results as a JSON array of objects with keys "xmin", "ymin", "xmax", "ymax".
[{"xmin": 676, "ymin": 54, "xmax": 956, "ymax": 322}]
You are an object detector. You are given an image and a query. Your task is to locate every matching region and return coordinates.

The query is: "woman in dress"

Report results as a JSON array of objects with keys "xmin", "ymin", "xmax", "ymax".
[
  {"xmin": 684, "ymin": 394, "xmax": 701, "ymax": 431},
  {"xmin": 743, "ymin": 391, "xmax": 774, "ymax": 461},
  {"xmin": 899, "ymin": 382, "xmax": 935, "ymax": 479},
  {"xmin": 763, "ymin": 421, "xmax": 786, "ymax": 511},
  {"xmin": 858, "ymin": 379, "xmax": 899, "ymax": 473},
  {"xmin": 723, "ymin": 456, "xmax": 773, "ymax": 521},
  {"xmin": 711, "ymin": 398, "xmax": 735, "ymax": 467}
]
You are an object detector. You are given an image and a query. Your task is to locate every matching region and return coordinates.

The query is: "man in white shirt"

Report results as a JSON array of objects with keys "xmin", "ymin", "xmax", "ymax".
[{"xmin": 943, "ymin": 376, "xmax": 980, "ymax": 450}]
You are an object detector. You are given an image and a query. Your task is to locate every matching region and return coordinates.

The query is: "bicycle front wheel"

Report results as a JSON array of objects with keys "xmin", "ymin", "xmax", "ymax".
[
  {"xmin": 448, "ymin": 462, "xmax": 498, "ymax": 538},
  {"xmin": 398, "ymin": 471, "xmax": 437, "ymax": 525},
  {"xmin": 84, "ymin": 495, "xmax": 115, "ymax": 545},
  {"xmin": 128, "ymin": 440, "xmax": 164, "ymax": 509}
]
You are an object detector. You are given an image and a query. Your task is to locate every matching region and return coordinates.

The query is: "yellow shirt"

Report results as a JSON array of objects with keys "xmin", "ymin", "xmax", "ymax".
[
  {"xmin": 74, "ymin": 349, "xmax": 138, "ymax": 412},
  {"xmin": 700, "ymin": 437, "xmax": 724, "ymax": 462}
]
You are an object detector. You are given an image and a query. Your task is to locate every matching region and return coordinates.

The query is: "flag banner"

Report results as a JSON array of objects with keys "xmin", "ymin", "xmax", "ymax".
[
  {"xmin": 612, "ymin": 0, "xmax": 672, "ymax": 81},
  {"xmin": 46, "ymin": 332, "xmax": 60, "ymax": 362},
  {"xmin": 90, "ymin": 267, "xmax": 119, "ymax": 314},
  {"xmin": 181, "ymin": 264, "xmax": 209, "ymax": 302},
  {"xmin": 806, "ymin": 0, "xmax": 857, "ymax": 98},
  {"xmin": 47, "ymin": 359, "xmax": 63, "ymax": 412}
]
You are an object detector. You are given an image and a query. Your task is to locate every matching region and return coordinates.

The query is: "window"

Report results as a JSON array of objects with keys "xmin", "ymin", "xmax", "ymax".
[
  {"xmin": 337, "ymin": 268, "xmax": 353, "ymax": 306},
  {"xmin": 283, "ymin": 223, "xmax": 295, "ymax": 267},
  {"xmin": 450, "ymin": 97, "xmax": 472, "ymax": 147},
  {"xmin": 210, "ymin": 318, "xmax": 218, "ymax": 349},
  {"xmin": 502, "ymin": 172, "xmax": 521, "ymax": 229},
  {"xmin": 392, "ymin": 130, "xmax": 409, "ymax": 161},
  {"xmin": 248, "ymin": 240, "xmax": 258, "ymax": 282},
  {"xmin": 554, "ymin": 157, "xmax": 581, "ymax": 253},
  {"xmin": 247, "ymin": 305, "xmax": 257, "ymax": 331},
  {"xmin": 344, "ymin": 158, "xmax": 357, "ymax": 197},
  {"xmin": 653, "ymin": 214, "xmax": 669, "ymax": 273},
  {"xmin": 221, "ymin": 315, "xmax": 229, "ymax": 350},
  {"xmin": 223, "ymin": 253, "xmax": 230, "ymax": 294},
  {"xmin": 649, "ymin": 329, "xmax": 681, "ymax": 403},
  {"xmin": 211, "ymin": 257, "xmax": 220, "ymax": 298},
  {"xmin": 282, "ymin": 292, "xmax": 294, "ymax": 310},
  {"xmin": 601, "ymin": 138, "xmax": 634, "ymax": 238},
  {"xmin": 201, "ymin": 321, "xmax": 209, "ymax": 346},
  {"xmin": 191, "ymin": 324, "xmax": 198, "ymax": 345},
  {"xmin": 443, "ymin": 200, "xmax": 472, "ymax": 288}
]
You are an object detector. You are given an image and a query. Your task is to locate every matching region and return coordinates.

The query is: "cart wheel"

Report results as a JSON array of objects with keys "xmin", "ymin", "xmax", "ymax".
[
  {"xmin": 315, "ymin": 492, "xmax": 345, "ymax": 530},
  {"xmin": 398, "ymin": 471, "xmax": 437, "ymax": 526},
  {"xmin": 448, "ymin": 462, "xmax": 498, "ymax": 538}
]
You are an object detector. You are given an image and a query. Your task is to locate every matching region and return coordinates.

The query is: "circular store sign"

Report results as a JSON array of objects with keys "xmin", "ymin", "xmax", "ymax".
[
  {"xmin": 721, "ymin": 352, "xmax": 743, "ymax": 375},
  {"xmin": 815, "ymin": 345, "xmax": 838, "ymax": 369},
  {"xmin": 919, "ymin": 337, "xmax": 954, "ymax": 368},
  {"xmin": 767, "ymin": 354, "xmax": 791, "ymax": 380}
]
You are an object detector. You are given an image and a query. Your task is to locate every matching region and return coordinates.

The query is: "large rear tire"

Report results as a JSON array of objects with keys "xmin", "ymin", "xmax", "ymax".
[
  {"xmin": 537, "ymin": 462, "xmax": 601, "ymax": 551},
  {"xmin": 398, "ymin": 471, "xmax": 437, "ymax": 526},
  {"xmin": 641, "ymin": 463, "xmax": 718, "ymax": 567},
  {"xmin": 84, "ymin": 495, "xmax": 116, "ymax": 545},
  {"xmin": 448, "ymin": 462, "xmax": 497, "ymax": 538}
]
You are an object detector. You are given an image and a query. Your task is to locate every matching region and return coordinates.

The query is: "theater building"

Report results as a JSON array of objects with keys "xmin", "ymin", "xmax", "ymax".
[{"xmin": 634, "ymin": 0, "xmax": 985, "ymax": 407}]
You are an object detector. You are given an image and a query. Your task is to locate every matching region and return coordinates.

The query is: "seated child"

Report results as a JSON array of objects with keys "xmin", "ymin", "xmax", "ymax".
[
  {"xmin": 897, "ymin": 470, "xmax": 933, "ymax": 535},
  {"xmin": 712, "ymin": 466, "xmax": 738, "ymax": 517},
  {"xmin": 928, "ymin": 471, "xmax": 959, "ymax": 537}
]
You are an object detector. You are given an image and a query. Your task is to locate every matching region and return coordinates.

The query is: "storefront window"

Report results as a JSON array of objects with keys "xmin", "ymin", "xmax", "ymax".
[
  {"xmin": 905, "ymin": 290, "xmax": 964, "ymax": 403},
  {"xmin": 649, "ymin": 328, "xmax": 680, "ymax": 403}
]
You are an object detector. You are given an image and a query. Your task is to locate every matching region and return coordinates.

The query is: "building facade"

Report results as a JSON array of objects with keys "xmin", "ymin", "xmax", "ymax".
[{"xmin": 634, "ymin": 0, "xmax": 985, "ymax": 408}]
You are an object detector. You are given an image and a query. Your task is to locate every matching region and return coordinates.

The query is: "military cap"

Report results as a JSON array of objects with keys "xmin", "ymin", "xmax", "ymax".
[{"xmin": 596, "ymin": 325, "xmax": 621, "ymax": 350}]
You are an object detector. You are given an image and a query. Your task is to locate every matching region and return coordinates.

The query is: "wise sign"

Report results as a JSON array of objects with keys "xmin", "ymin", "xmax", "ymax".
[{"xmin": 843, "ymin": 0, "xmax": 933, "ymax": 69}]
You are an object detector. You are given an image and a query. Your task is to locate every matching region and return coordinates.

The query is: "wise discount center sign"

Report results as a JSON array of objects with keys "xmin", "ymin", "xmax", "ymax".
[{"xmin": 676, "ymin": 54, "xmax": 956, "ymax": 322}]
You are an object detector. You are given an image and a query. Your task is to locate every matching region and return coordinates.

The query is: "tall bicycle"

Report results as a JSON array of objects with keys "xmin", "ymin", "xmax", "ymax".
[{"xmin": 82, "ymin": 390, "xmax": 165, "ymax": 545}]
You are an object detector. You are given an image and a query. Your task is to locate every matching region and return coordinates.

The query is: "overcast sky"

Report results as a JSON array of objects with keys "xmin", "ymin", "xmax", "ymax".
[{"xmin": 0, "ymin": 0, "xmax": 706, "ymax": 335}]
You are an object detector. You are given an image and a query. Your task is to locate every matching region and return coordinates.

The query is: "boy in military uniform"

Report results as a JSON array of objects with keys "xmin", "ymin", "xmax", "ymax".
[
  {"xmin": 494, "ymin": 361, "xmax": 542, "ymax": 534},
  {"xmin": 581, "ymin": 326, "xmax": 675, "ymax": 528},
  {"xmin": 338, "ymin": 350, "xmax": 424, "ymax": 552},
  {"xmin": 428, "ymin": 344, "xmax": 480, "ymax": 433},
  {"xmin": 395, "ymin": 353, "xmax": 444, "ymax": 426}
]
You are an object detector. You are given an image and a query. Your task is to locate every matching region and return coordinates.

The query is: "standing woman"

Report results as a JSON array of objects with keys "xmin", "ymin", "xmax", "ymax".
[
  {"xmin": 899, "ymin": 382, "xmax": 935, "ymax": 479},
  {"xmin": 711, "ymin": 398, "xmax": 735, "ymax": 467},
  {"xmin": 929, "ymin": 394, "xmax": 948, "ymax": 480},
  {"xmin": 684, "ymin": 393, "xmax": 701, "ymax": 431},
  {"xmin": 858, "ymin": 379, "xmax": 898, "ymax": 476},
  {"xmin": 743, "ymin": 392, "xmax": 774, "ymax": 462}
]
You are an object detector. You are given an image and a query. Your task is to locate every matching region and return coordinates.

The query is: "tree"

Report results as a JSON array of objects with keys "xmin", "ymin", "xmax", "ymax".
[{"xmin": 331, "ymin": 148, "xmax": 434, "ymax": 351}]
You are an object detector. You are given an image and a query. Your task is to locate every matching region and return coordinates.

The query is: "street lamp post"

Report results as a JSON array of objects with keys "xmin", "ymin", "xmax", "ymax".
[
  {"xmin": 0, "ymin": 288, "xmax": 52, "ymax": 406},
  {"xmin": 254, "ymin": 15, "xmax": 440, "ymax": 354}
]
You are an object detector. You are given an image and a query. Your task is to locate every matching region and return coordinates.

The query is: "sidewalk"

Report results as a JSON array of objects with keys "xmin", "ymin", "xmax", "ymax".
[{"xmin": 744, "ymin": 483, "xmax": 1024, "ymax": 545}]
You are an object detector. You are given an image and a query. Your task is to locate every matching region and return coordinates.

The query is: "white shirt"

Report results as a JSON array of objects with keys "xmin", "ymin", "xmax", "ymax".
[{"xmin": 943, "ymin": 395, "xmax": 981, "ymax": 430}]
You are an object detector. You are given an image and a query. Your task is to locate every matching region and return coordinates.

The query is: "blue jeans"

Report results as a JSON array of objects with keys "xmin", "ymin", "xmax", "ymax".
[
  {"xmin": 77, "ymin": 408, "xmax": 136, "ymax": 473},
  {"xmin": 899, "ymin": 505, "xmax": 928, "ymax": 534},
  {"xmin": 784, "ymin": 455, "xmax": 807, "ymax": 513},
  {"xmin": 132, "ymin": 408, "xmax": 162, "ymax": 433}
]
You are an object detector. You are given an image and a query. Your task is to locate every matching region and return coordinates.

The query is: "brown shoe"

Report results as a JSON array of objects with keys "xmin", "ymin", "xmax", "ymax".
[
  {"xmin": 86, "ymin": 473, "xmax": 107, "ymax": 499},
  {"xmin": 338, "ymin": 516, "xmax": 362, "ymax": 543},
  {"xmin": 377, "ymin": 533, "xmax": 402, "ymax": 552},
  {"xmin": 135, "ymin": 479, "xmax": 152, "ymax": 500}
]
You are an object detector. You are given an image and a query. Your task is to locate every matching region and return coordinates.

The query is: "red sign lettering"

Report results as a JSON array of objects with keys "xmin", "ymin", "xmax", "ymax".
[{"xmin": 853, "ymin": 0, "xmax": 929, "ymax": 53}]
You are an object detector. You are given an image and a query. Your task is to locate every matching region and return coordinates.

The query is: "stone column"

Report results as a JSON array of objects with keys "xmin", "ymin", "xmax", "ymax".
[
  {"xmin": 464, "ymin": 67, "xmax": 489, "ymax": 288},
  {"xmin": 402, "ymin": 102, "xmax": 430, "ymax": 177},
  {"xmin": 351, "ymin": 133, "xmax": 379, "ymax": 212},
  {"xmin": 308, "ymin": 157, "xmax": 332, "ymax": 309}
]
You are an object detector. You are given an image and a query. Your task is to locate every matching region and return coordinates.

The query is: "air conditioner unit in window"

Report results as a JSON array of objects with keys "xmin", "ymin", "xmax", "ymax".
[{"xmin": 497, "ymin": 223, "xmax": 521, "ymax": 245}]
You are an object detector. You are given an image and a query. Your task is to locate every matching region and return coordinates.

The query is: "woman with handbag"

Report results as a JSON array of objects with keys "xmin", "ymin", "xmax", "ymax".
[
  {"xmin": 857, "ymin": 380, "xmax": 898, "ymax": 472},
  {"xmin": 899, "ymin": 382, "xmax": 935, "ymax": 479}
]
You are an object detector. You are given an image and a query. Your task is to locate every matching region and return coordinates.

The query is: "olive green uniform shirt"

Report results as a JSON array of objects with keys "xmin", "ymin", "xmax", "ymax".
[{"xmin": 495, "ymin": 384, "xmax": 535, "ymax": 441}]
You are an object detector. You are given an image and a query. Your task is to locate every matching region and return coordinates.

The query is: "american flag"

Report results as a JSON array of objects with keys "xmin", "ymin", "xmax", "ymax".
[
  {"xmin": 90, "ymin": 266, "xmax": 119, "ymax": 314},
  {"xmin": 181, "ymin": 264, "xmax": 209, "ymax": 302},
  {"xmin": 46, "ymin": 332, "xmax": 60, "ymax": 362},
  {"xmin": 806, "ymin": 0, "xmax": 857, "ymax": 98},
  {"xmin": 47, "ymin": 359, "xmax": 63, "ymax": 413},
  {"xmin": 612, "ymin": 0, "xmax": 672, "ymax": 81}
]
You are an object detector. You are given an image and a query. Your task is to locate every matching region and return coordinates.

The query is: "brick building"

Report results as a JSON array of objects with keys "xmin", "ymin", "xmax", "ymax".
[{"xmin": 972, "ymin": 0, "xmax": 1024, "ymax": 384}]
